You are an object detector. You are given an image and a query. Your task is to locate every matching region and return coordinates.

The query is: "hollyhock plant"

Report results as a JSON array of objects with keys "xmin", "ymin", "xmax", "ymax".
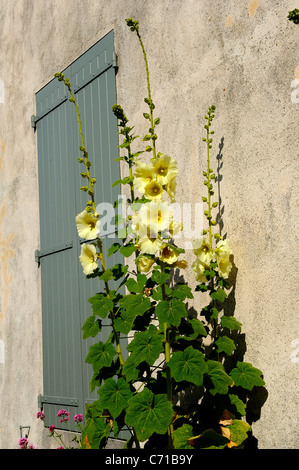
[{"xmin": 52, "ymin": 16, "xmax": 266, "ymax": 450}]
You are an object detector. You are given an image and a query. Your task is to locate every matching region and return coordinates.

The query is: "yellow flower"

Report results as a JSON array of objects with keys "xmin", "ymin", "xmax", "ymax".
[
  {"xmin": 136, "ymin": 232, "xmax": 163, "ymax": 255},
  {"xmin": 151, "ymin": 155, "xmax": 178, "ymax": 185},
  {"xmin": 174, "ymin": 259, "xmax": 188, "ymax": 269},
  {"xmin": 144, "ymin": 180, "xmax": 164, "ymax": 200},
  {"xmin": 75, "ymin": 210, "xmax": 100, "ymax": 240},
  {"xmin": 79, "ymin": 243, "xmax": 98, "ymax": 275},
  {"xmin": 133, "ymin": 161, "xmax": 155, "ymax": 194},
  {"xmin": 215, "ymin": 239, "xmax": 233, "ymax": 257},
  {"xmin": 191, "ymin": 258, "xmax": 207, "ymax": 283},
  {"xmin": 215, "ymin": 239, "xmax": 233, "ymax": 279},
  {"xmin": 136, "ymin": 255, "xmax": 155, "ymax": 273},
  {"xmin": 192, "ymin": 237, "xmax": 213, "ymax": 266},
  {"xmin": 165, "ymin": 174, "xmax": 177, "ymax": 202},
  {"xmin": 138, "ymin": 201, "xmax": 174, "ymax": 234},
  {"xmin": 217, "ymin": 255, "xmax": 232, "ymax": 279},
  {"xmin": 159, "ymin": 244, "xmax": 179, "ymax": 264}
]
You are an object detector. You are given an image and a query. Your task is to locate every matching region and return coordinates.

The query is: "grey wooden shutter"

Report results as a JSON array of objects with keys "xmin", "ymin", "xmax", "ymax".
[{"xmin": 35, "ymin": 31, "xmax": 123, "ymax": 432}]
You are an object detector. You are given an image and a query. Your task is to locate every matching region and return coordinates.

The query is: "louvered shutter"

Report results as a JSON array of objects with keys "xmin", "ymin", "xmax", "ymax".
[{"xmin": 35, "ymin": 31, "xmax": 124, "ymax": 432}]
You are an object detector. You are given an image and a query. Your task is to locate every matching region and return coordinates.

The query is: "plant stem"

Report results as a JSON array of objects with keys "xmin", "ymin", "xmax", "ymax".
[
  {"xmin": 161, "ymin": 280, "xmax": 174, "ymax": 448},
  {"xmin": 136, "ymin": 30, "xmax": 157, "ymax": 159},
  {"xmin": 59, "ymin": 75, "xmax": 126, "ymax": 368}
]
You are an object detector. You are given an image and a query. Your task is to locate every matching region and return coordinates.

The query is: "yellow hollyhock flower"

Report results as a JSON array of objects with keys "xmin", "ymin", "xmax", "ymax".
[
  {"xmin": 133, "ymin": 160, "xmax": 155, "ymax": 194},
  {"xmin": 136, "ymin": 255, "xmax": 155, "ymax": 273},
  {"xmin": 215, "ymin": 239, "xmax": 233, "ymax": 257},
  {"xmin": 75, "ymin": 210, "xmax": 100, "ymax": 240},
  {"xmin": 136, "ymin": 232, "xmax": 163, "ymax": 255},
  {"xmin": 215, "ymin": 239, "xmax": 233, "ymax": 279},
  {"xmin": 217, "ymin": 254, "xmax": 232, "ymax": 279},
  {"xmin": 138, "ymin": 201, "xmax": 173, "ymax": 234},
  {"xmin": 159, "ymin": 244, "xmax": 179, "ymax": 264},
  {"xmin": 79, "ymin": 243, "xmax": 98, "ymax": 275},
  {"xmin": 192, "ymin": 237, "xmax": 213, "ymax": 266},
  {"xmin": 174, "ymin": 259, "xmax": 188, "ymax": 269},
  {"xmin": 151, "ymin": 155, "xmax": 178, "ymax": 185},
  {"xmin": 144, "ymin": 180, "xmax": 164, "ymax": 200},
  {"xmin": 191, "ymin": 258, "xmax": 207, "ymax": 283},
  {"xmin": 165, "ymin": 174, "xmax": 177, "ymax": 202}
]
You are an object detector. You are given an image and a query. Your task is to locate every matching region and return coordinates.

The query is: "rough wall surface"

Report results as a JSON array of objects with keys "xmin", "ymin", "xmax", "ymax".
[{"xmin": 0, "ymin": 0, "xmax": 298, "ymax": 449}]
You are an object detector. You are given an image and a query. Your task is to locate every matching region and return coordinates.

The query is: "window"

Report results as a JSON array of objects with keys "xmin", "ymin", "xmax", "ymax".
[{"xmin": 34, "ymin": 31, "xmax": 124, "ymax": 432}]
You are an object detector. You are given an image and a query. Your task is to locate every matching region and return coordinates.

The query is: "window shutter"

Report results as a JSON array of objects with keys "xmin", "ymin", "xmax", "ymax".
[{"xmin": 35, "ymin": 31, "xmax": 124, "ymax": 432}]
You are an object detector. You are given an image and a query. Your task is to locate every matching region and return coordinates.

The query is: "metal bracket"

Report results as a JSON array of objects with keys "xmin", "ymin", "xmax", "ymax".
[
  {"xmin": 38, "ymin": 394, "xmax": 79, "ymax": 409},
  {"xmin": 112, "ymin": 52, "xmax": 118, "ymax": 72},
  {"xmin": 35, "ymin": 241, "xmax": 73, "ymax": 263},
  {"xmin": 31, "ymin": 114, "xmax": 37, "ymax": 130},
  {"xmin": 20, "ymin": 425, "xmax": 31, "ymax": 439}
]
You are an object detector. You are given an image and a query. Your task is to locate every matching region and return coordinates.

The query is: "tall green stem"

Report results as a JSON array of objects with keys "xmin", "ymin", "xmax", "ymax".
[{"xmin": 56, "ymin": 73, "xmax": 126, "ymax": 367}]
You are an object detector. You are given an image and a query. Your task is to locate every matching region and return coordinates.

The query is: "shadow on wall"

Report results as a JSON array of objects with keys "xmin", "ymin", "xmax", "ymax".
[{"xmin": 170, "ymin": 136, "xmax": 268, "ymax": 449}]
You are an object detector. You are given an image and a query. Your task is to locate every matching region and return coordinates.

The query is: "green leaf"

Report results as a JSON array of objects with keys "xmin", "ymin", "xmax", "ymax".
[
  {"xmin": 151, "ymin": 284, "xmax": 172, "ymax": 300},
  {"xmin": 98, "ymin": 378, "xmax": 133, "ymax": 419},
  {"xmin": 98, "ymin": 269, "xmax": 114, "ymax": 282},
  {"xmin": 187, "ymin": 318, "xmax": 207, "ymax": 338},
  {"xmin": 230, "ymin": 362, "xmax": 265, "ymax": 391},
  {"xmin": 151, "ymin": 269, "xmax": 170, "ymax": 285},
  {"xmin": 85, "ymin": 341, "xmax": 116, "ymax": 372},
  {"xmin": 122, "ymin": 356, "xmax": 142, "ymax": 383},
  {"xmin": 127, "ymin": 325, "xmax": 164, "ymax": 366},
  {"xmin": 115, "ymin": 293, "xmax": 151, "ymax": 334},
  {"xmin": 221, "ymin": 316, "xmax": 242, "ymax": 331},
  {"xmin": 120, "ymin": 243, "xmax": 137, "ymax": 257},
  {"xmin": 120, "ymin": 293, "xmax": 151, "ymax": 317},
  {"xmin": 168, "ymin": 346, "xmax": 207, "ymax": 386},
  {"xmin": 171, "ymin": 284, "xmax": 194, "ymax": 301},
  {"xmin": 108, "ymin": 242, "xmax": 121, "ymax": 257},
  {"xmin": 206, "ymin": 360, "xmax": 233, "ymax": 395},
  {"xmin": 126, "ymin": 274, "xmax": 147, "ymax": 293},
  {"xmin": 81, "ymin": 416, "xmax": 111, "ymax": 449},
  {"xmin": 88, "ymin": 294, "xmax": 114, "ymax": 318},
  {"xmin": 125, "ymin": 388, "xmax": 173, "ymax": 442},
  {"xmin": 227, "ymin": 419, "xmax": 251, "ymax": 446},
  {"xmin": 211, "ymin": 289, "xmax": 227, "ymax": 302},
  {"xmin": 193, "ymin": 429, "xmax": 230, "ymax": 449},
  {"xmin": 155, "ymin": 298, "xmax": 187, "ymax": 327},
  {"xmin": 215, "ymin": 336, "xmax": 236, "ymax": 356},
  {"xmin": 81, "ymin": 315, "xmax": 101, "ymax": 339},
  {"xmin": 228, "ymin": 394, "xmax": 246, "ymax": 417},
  {"xmin": 172, "ymin": 424, "xmax": 194, "ymax": 449}
]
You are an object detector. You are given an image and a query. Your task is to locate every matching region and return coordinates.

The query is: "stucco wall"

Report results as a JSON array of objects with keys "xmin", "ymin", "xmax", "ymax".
[{"xmin": 0, "ymin": 0, "xmax": 298, "ymax": 449}]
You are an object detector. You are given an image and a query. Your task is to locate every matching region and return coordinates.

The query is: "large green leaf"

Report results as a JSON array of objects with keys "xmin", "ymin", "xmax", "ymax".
[
  {"xmin": 230, "ymin": 362, "xmax": 265, "ymax": 391},
  {"xmin": 98, "ymin": 378, "xmax": 133, "ymax": 419},
  {"xmin": 206, "ymin": 360, "xmax": 233, "ymax": 395},
  {"xmin": 171, "ymin": 284, "xmax": 194, "ymax": 301},
  {"xmin": 227, "ymin": 419, "xmax": 251, "ymax": 446},
  {"xmin": 119, "ymin": 293, "xmax": 151, "ymax": 316},
  {"xmin": 211, "ymin": 288, "xmax": 227, "ymax": 303},
  {"xmin": 215, "ymin": 336, "xmax": 236, "ymax": 356},
  {"xmin": 127, "ymin": 324, "xmax": 164, "ymax": 366},
  {"xmin": 81, "ymin": 416, "xmax": 111, "ymax": 449},
  {"xmin": 168, "ymin": 346, "xmax": 207, "ymax": 386},
  {"xmin": 81, "ymin": 315, "xmax": 101, "ymax": 339},
  {"xmin": 155, "ymin": 298, "xmax": 187, "ymax": 326},
  {"xmin": 125, "ymin": 388, "xmax": 173, "ymax": 441},
  {"xmin": 114, "ymin": 293, "xmax": 151, "ymax": 334},
  {"xmin": 126, "ymin": 274, "xmax": 147, "ymax": 293},
  {"xmin": 172, "ymin": 423, "xmax": 194, "ymax": 449},
  {"xmin": 88, "ymin": 293, "xmax": 114, "ymax": 318},
  {"xmin": 85, "ymin": 341, "xmax": 116, "ymax": 372},
  {"xmin": 221, "ymin": 315, "xmax": 242, "ymax": 331},
  {"xmin": 228, "ymin": 394, "xmax": 246, "ymax": 416}
]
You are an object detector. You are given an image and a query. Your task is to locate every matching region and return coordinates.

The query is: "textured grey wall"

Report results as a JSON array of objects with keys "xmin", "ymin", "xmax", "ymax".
[{"xmin": 0, "ymin": 0, "xmax": 298, "ymax": 449}]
